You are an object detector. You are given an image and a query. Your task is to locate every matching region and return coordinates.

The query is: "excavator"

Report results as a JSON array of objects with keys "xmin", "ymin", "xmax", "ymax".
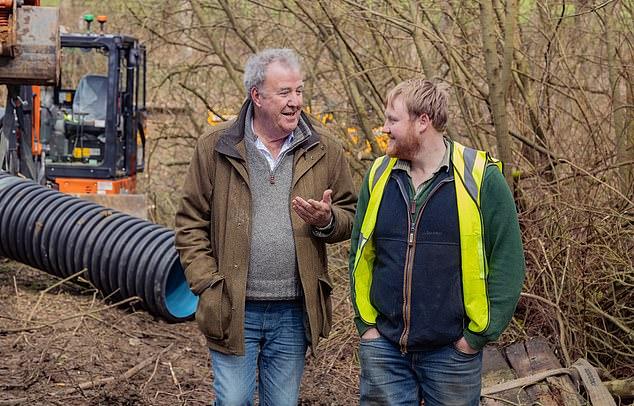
[
  {"xmin": 0, "ymin": 0, "xmax": 147, "ymax": 217},
  {"xmin": 0, "ymin": 1, "xmax": 197, "ymax": 322}
]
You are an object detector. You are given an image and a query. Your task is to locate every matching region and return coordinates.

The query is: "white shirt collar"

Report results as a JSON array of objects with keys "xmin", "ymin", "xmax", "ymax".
[{"xmin": 250, "ymin": 118, "xmax": 295, "ymax": 170}]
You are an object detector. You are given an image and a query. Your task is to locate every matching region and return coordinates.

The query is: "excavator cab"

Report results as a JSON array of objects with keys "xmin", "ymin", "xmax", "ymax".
[{"xmin": 43, "ymin": 32, "xmax": 147, "ymax": 199}]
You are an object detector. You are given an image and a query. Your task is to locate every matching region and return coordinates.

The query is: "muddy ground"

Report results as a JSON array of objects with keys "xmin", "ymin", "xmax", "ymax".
[{"xmin": 0, "ymin": 254, "xmax": 359, "ymax": 405}]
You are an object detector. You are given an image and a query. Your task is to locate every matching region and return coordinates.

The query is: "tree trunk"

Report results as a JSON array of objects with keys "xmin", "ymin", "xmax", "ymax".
[
  {"xmin": 479, "ymin": 0, "xmax": 517, "ymax": 186},
  {"xmin": 605, "ymin": 2, "xmax": 633, "ymax": 194}
]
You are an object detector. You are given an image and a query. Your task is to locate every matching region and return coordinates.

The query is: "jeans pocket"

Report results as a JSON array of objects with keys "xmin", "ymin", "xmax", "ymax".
[
  {"xmin": 451, "ymin": 344, "xmax": 480, "ymax": 360},
  {"xmin": 359, "ymin": 335, "xmax": 383, "ymax": 344},
  {"xmin": 196, "ymin": 275, "xmax": 231, "ymax": 340},
  {"xmin": 317, "ymin": 275, "xmax": 333, "ymax": 337}
]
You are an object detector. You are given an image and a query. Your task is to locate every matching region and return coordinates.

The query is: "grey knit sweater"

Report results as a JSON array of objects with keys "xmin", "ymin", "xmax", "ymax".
[{"xmin": 243, "ymin": 110, "xmax": 310, "ymax": 300}]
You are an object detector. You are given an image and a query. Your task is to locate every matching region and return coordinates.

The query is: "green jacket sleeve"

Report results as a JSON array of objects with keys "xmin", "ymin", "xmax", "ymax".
[
  {"xmin": 463, "ymin": 166, "xmax": 526, "ymax": 350},
  {"xmin": 349, "ymin": 167, "xmax": 374, "ymax": 336}
]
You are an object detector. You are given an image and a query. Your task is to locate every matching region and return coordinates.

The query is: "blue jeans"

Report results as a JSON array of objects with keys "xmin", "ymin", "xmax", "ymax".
[
  {"xmin": 359, "ymin": 335, "xmax": 482, "ymax": 406},
  {"xmin": 210, "ymin": 300, "xmax": 308, "ymax": 406}
]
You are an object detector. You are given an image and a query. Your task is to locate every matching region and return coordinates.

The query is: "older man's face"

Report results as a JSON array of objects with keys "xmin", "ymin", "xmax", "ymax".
[{"xmin": 253, "ymin": 61, "xmax": 304, "ymax": 140}]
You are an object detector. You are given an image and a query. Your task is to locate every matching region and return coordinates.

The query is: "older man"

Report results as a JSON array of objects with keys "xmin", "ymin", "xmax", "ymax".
[{"xmin": 175, "ymin": 48, "xmax": 356, "ymax": 405}]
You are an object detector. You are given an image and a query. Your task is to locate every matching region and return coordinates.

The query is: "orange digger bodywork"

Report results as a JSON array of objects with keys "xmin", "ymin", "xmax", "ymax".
[
  {"xmin": 55, "ymin": 176, "xmax": 137, "ymax": 195},
  {"xmin": 55, "ymin": 175, "xmax": 147, "ymax": 219}
]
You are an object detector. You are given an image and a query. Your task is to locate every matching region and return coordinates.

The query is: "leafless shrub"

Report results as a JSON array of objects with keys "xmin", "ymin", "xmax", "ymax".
[{"xmin": 56, "ymin": 0, "xmax": 633, "ymax": 379}]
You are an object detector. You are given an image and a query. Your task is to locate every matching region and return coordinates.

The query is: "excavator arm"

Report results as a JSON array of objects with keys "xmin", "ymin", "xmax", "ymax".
[{"xmin": 0, "ymin": 0, "xmax": 58, "ymax": 177}]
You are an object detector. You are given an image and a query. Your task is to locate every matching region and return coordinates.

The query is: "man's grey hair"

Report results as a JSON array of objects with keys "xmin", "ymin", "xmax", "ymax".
[{"xmin": 243, "ymin": 48, "xmax": 302, "ymax": 99}]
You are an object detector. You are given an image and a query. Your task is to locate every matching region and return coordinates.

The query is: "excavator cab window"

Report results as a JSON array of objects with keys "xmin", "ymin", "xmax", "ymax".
[
  {"xmin": 59, "ymin": 46, "xmax": 109, "ymax": 97},
  {"xmin": 46, "ymin": 45, "xmax": 110, "ymax": 167}
]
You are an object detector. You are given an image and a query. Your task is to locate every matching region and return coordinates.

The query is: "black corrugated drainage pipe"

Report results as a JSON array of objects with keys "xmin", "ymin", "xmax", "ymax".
[{"xmin": 0, "ymin": 172, "xmax": 197, "ymax": 322}]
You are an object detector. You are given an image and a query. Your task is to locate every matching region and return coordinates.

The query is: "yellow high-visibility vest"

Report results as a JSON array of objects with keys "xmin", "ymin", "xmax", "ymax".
[{"xmin": 351, "ymin": 141, "xmax": 502, "ymax": 334}]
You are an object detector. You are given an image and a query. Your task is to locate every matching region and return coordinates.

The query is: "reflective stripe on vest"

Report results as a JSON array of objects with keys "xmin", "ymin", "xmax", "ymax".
[
  {"xmin": 352, "ymin": 156, "xmax": 398, "ymax": 325},
  {"xmin": 351, "ymin": 141, "xmax": 502, "ymax": 333}
]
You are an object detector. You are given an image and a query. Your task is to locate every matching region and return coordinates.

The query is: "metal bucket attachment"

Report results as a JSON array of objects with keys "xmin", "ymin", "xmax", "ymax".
[{"xmin": 0, "ymin": 6, "xmax": 59, "ymax": 85}]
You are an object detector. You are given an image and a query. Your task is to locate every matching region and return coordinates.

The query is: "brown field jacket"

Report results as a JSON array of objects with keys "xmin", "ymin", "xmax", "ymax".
[{"xmin": 175, "ymin": 100, "xmax": 357, "ymax": 355}]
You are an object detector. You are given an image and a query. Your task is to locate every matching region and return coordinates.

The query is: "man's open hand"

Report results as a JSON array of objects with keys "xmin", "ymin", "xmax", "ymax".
[{"xmin": 292, "ymin": 189, "xmax": 333, "ymax": 228}]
